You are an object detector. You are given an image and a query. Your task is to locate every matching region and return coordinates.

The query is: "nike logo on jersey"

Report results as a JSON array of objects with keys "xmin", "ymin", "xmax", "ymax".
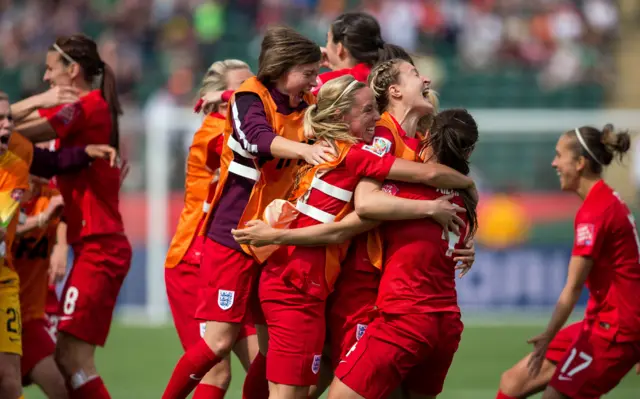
[{"xmin": 189, "ymin": 374, "xmax": 202, "ymax": 381}]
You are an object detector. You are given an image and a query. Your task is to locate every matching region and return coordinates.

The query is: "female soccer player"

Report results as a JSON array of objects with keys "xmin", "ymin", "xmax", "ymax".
[
  {"xmin": 164, "ymin": 59, "xmax": 258, "ymax": 399},
  {"xmin": 161, "ymin": 26, "xmax": 335, "ymax": 399},
  {"xmin": 315, "ymin": 12, "xmax": 409, "ymax": 93},
  {"xmin": 498, "ymin": 125, "xmax": 640, "ymax": 399},
  {"xmin": 327, "ymin": 108, "xmax": 479, "ymax": 399},
  {"xmin": 15, "ymin": 177, "xmax": 66, "ymax": 399},
  {"xmin": 258, "ymin": 76, "xmax": 474, "ymax": 399},
  {"xmin": 10, "ymin": 34, "xmax": 130, "ymax": 399},
  {"xmin": 0, "ymin": 91, "xmax": 117, "ymax": 399},
  {"xmin": 325, "ymin": 57, "xmax": 438, "ymax": 373}
]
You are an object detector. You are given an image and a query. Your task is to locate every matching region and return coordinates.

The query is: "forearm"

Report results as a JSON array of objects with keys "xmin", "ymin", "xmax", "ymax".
[
  {"xmin": 55, "ymin": 221, "xmax": 67, "ymax": 246},
  {"xmin": 16, "ymin": 213, "xmax": 47, "ymax": 236},
  {"xmin": 30, "ymin": 146, "xmax": 91, "ymax": 178},
  {"xmin": 357, "ymin": 191, "xmax": 433, "ymax": 221},
  {"xmin": 15, "ymin": 118, "xmax": 58, "ymax": 142},
  {"xmin": 269, "ymin": 136, "xmax": 306, "ymax": 160},
  {"xmin": 544, "ymin": 286, "xmax": 583, "ymax": 339},
  {"xmin": 10, "ymin": 94, "xmax": 43, "ymax": 123},
  {"xmin": 388, "ymin": 159, "xmax": 473, "ymax": 189},
  {"xmin": 273, "ymin": 212, "xmax": 378, "ymax": 246}
]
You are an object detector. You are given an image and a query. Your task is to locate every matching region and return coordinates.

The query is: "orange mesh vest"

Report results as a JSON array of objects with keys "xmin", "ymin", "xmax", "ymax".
[
  {"xmin": 259, "ymin": 141, "xmax": 355, "ymax": 289},
  {"xmin": 367, "ymin": 113, "xmax": 419, "ymax": 269},
  {"xmin": 0, "ymin": 133, "xmax": 33, "ymax": 281},
  {"xmin": 165, "ymin": 115, "xmax": 226, "ymax": 268},
  {"xmin": 202, "ymin": 77, "xmax": 315, "ymax": 260},
  {"xmin": 15, "ymin": 186, "xmax": 59, "ymax": 322}
]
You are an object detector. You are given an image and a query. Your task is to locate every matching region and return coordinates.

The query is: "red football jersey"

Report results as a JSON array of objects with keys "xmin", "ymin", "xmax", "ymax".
[
  {"xmin": 312, "ymin": 63, "xmax": 371, "ymax": 95},
  {"xmin": 38, "ymin": 90, "xmax": 124, "ymax": 244},
  {"xmin": 270, "ymin": 143, "xmax": 395, "ymax": 299},
  {"xmin": 571, "ymin": 180, "xmax": 640, "ymax": 342},
  {"xmin": 377, "ymin": 182, "xmax": 468, "ymax": 315},
  {"xmin": 343, "ymin": 121, "xmax": 420, "ymax": 273},
  {"xmin": 373, "ymin": 113, "xmax": 420, "ymax": 155}
]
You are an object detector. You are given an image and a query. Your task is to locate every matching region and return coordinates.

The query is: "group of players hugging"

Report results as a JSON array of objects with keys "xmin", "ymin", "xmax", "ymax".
[{"xmin": 0, "ymin": 10, "xmax": 638, "ymax": 399}]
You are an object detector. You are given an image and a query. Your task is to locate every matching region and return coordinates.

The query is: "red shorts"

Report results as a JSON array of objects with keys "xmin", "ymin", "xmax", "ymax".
[
  {"xmin": 45, "ymin": 285, "xmax": 59, "ymax": 316},
  {"xmin": 196, "ymin": 238, "xmax": 263, "ymax": 325},
  {"xmin": 326, "ymin": 267, "xmax": 379, "ymax": 368},
  {"xmin": 545, "ymin": 321, "xmax": 585, "ymax": 363},
  {"xmin": 21, "ymin": 318, "xmax": 56, "ymax": 384},
  {"xmin": 259, "ymin": 265, "xmax": 326, "ymax": 386},
  {"xmin": 166, "ymin": 260, "xmax": 256, "ymax": 351},
  {"xmin": 336, "ymin": 312, "xmax": 463, "ymax": 399},
  {"xmin": 58, "ymin": 234, "xmax": 132, "ymax": 346},
  {"xmin": 549, "ymin": 328, "xmax": 640, "ymax": 399}
]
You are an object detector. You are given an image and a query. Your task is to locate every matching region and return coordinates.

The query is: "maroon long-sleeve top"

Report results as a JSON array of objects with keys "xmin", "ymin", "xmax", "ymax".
[{"xmin": 206, "ymin": 84, "xmax": 309, "ymax": 250}]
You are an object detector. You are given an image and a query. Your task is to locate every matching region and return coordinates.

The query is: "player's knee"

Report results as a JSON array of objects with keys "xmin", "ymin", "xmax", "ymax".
[
  {"xmin": 499, "ymin": 365, "xmax": 527, "ymax": 396},
  {"xmin": 203, "ymin": 332, "xmax": 235, "ymax": 358},
  {"xmin": 0, "ymin": 356, "xmax": 21, "ymax": 398},
  {"xmin": 31, "ymin": 357, "xmax": 68, "ymax": 399},
  {"xmin": 0, "ymin": 370, "xmax": 21, "ymax": 398}
]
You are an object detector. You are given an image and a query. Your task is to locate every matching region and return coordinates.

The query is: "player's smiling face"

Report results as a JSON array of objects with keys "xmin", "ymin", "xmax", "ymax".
[
  {"xmin": 43, "ymin": 51, "xmax": 73, "ymax": 89},
  {"xmin": 346, "ymin": 87, "xmax": 380, "ymax": 144},
  {"xmin": 0, "ymin": 100, "xmax": 13, "ymax": 155},
  {"xmin": 395, "ymin": 61, "xmax": 433, "ymax": 116},
  {"xmin": 282, "ymin": 62, "xmax": 320, "ymax": 101},
  {"xmin": 552, "ymin": 134, "xmax": 583, "ymax": 191}
]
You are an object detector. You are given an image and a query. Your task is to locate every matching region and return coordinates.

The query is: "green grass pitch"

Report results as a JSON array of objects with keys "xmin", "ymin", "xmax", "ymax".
[{"xmin": 24, "ymin": 322, "xmax": 640, "ymax": 398}]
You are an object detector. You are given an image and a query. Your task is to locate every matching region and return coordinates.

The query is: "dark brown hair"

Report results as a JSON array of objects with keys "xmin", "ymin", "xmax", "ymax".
[
  {"xmin": 51, "ymin": 34, "xmax": 122, "ymax": 149},
  {"xmin": 566, "ymin": 124, "xmax": 631, "ymax": 175},
  {"xmin": 421, "ymin": 108, "xmax": 479, "ymax": 238},
  {"xmin": 257, "ymin": 26, "xmax": 321, "ymax": 84},
  {"xmin": 330, "ymin": 12, "xmax": 412, "ymax": 67}
]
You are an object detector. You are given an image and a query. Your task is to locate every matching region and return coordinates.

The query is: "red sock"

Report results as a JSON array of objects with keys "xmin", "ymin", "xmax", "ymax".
[
  {"xmin": 496, "ymin": 391, "xmax": 517, "ymax": 399},
  {"xmin": 194, "ymin": 384, "xmax": 227, "ymax": 399},
  {"xmin": 162, "ymin": 339, "xmax": 221, "ymax": 399},
  {"xmin": 242, "ymin": 352, "xmax": 269, "ymax": 399},
  {"xmin": 69, "ymin": 377, "xmax": 110, "ymax": 399}
]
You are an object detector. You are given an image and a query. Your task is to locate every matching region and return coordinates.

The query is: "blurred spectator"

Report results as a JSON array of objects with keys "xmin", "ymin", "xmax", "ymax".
[{"xmin": 0, "ymin": 0, "xmax": 619, "ymax": 106}]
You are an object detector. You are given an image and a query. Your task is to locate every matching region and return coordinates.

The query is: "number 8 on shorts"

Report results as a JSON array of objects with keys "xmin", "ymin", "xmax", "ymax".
[{"xmin": 63, "ymin": 286, "xmax": 79, "ymax": 316}]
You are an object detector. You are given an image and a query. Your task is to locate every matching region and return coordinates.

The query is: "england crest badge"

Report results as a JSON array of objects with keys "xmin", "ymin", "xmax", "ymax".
[{"xmin": 217, "ymin": 290, "xmax": 235, "ymax": 310}]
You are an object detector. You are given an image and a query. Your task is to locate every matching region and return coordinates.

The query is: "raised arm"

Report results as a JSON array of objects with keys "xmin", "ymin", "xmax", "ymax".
[
  {"xmin": 232, "ymin": 211, "xmax": 378, "ymax": 247},
  {"xmin": 12, "ymin": 87, "xmax": 80, "ymax": 142}
]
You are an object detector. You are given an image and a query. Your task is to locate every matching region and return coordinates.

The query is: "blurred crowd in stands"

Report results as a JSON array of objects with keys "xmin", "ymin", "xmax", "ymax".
[{"xmin": 1, "ymin": 0, "xmax": 619, "ymax": 109}]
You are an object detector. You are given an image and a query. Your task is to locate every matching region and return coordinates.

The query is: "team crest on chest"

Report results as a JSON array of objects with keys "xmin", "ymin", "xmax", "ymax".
[
  {"xmin": 362, "ymin": 137, "xmax": 392, "ymax": 157},
  {"xmin": 56, "ymin": 103, "xmax": 80, "ymax": 126},
  {"xmin": 217, "ymin": 290, "xmax": 235, "ymax": 310},
  {"xmin": 356, "ymin": 323, "xmax": 367, "ymax": 341},
  {"xmin": 311, "ymin": 354, "xmax": 322, "ymax": 374}
]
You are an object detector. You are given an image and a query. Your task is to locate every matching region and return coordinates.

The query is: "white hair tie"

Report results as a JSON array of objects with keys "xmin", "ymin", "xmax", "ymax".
[
  {"xmin": 574, "ymin": 128, "xmax": 602, "ymax": 165},
  {"xmin": 52, "ymin": 43, "xmax": 76, "ymax": 65},
  {"xmin": 329, "ymin": 78, "xmax": 360, "ymax": 108}
]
